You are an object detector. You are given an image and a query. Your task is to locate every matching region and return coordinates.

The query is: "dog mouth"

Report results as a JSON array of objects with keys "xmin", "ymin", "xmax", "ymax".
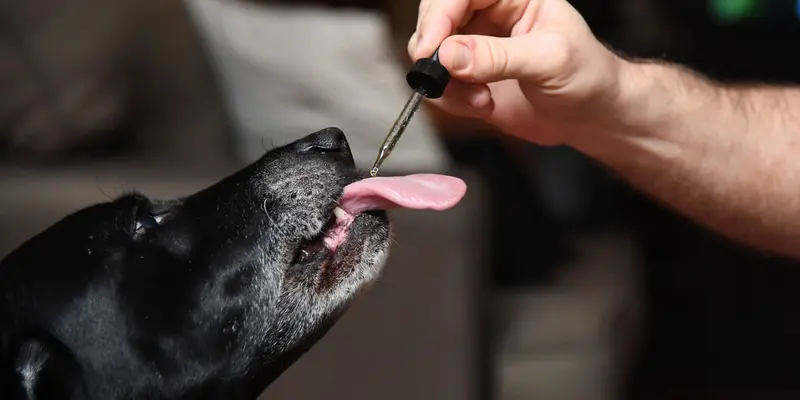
[
  {"xmin": 293, "ymin": 206, "xmax": 354, "ymax": 265},
  {"xmin": 292, "ymin": 173, "xmax": 468, "ymax": 266}
]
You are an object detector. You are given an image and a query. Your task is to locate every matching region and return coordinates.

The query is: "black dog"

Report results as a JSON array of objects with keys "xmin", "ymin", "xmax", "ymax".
[{"xmin": 0, "ymin": 128, "xmax": 394, "ymax": 399}]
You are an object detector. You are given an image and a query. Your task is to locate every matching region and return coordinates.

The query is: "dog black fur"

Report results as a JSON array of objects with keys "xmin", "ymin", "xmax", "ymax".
[{"xmin": 0, "ymin": 128, "xmax": 392, "ymax": 399}]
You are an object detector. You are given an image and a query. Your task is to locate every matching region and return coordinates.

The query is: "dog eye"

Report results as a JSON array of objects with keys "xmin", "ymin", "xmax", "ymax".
[{"xmin": 134, "ymin": 213, "xmax": 167, "ymax": 234}]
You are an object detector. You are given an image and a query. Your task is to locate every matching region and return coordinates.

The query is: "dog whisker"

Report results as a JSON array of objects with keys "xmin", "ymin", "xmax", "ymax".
[
  {"xmin": 95, "ymin": 178, "xmax": 114, "ymax": 201},
  {"xmin": 262, "ymin": 198, "xmax": 280, "ymax": 229}
]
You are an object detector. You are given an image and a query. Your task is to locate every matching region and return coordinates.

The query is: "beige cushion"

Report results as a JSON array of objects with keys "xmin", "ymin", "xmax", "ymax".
[{"xmin": 186, "ymin": 0, "xmax": 451, "ymax": 171}]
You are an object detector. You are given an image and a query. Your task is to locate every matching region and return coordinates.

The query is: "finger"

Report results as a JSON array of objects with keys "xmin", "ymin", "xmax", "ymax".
[
  {"xmin": 509, "ymin": 0, "xmax": 539, "ymax": 37},
  {"xmin": 480, "ymin": 0, "xmax": 535, "ymax": 30},
  {"xmin": 416, "ymin": 0, "xmax": 433, "ymax": 32},
  {"xmin": 438, "ymin": 31, "xmax": 573, "ymax": 86},
  {"xmin": 414, "ymin": 0, "xmax": 498, "ymax": 60},
  {"xmin": 481, "ymin": 80, "xmax": 540, "ymax": 139},
  {"xmin": 459, "ymin": 0, "xmax": 534, "ymax": 37},
  {"xmin": 457, "ymin": 12, "xmax": 502, "ymax": 37},
  {"xmin": 427, "ymin": 80, "xmax": 495, "ymax": 119},
  {"xmin": 410, "ymin": 9, "xmax": 475, "ymax": 61},
  {"xmin": 408, "ymin": 31, "xmax": 420, "ymax": 59}
]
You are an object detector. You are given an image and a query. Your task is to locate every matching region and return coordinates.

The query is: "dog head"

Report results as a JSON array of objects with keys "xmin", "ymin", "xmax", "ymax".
[{"xmin": 0, "ymin": 128, "xmax": 392, "ymax": 399}]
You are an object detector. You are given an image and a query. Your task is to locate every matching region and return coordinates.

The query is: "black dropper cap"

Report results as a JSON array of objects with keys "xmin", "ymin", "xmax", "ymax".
[{"xmin": 405, "ymin": 47, "xmax": 450, "ymax": 99}]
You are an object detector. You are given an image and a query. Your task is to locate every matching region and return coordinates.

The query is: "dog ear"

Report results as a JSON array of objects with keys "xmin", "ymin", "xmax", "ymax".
[{"xmin": 1, "ymin": 336, "xmax": 86, "ymax": 399}]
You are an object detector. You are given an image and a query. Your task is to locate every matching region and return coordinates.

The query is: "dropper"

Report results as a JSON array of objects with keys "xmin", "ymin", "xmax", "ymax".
[{"xmin": 370, "ymin": 47, "xmax": 451, "ymax": 176}]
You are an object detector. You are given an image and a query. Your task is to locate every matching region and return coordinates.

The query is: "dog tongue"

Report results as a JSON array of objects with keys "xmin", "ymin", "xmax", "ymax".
[{"xmin": 339, "ymin": 174, "xmax": 466, "ymax": 215}]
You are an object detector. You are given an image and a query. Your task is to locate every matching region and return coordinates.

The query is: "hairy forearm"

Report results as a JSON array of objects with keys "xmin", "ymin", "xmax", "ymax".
[{"xmin": 575, "ymin": 59, "xmax": 800, "ymax": 258}]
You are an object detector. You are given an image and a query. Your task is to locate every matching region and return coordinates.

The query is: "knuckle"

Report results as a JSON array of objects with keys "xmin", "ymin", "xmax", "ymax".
[
  {"xmin": 486, "ymin": 40, "xmax": 509, "ymax": 77},
  {"xmin": 537, "ymin": 33, "xmax": 572, "ymax": 79}
]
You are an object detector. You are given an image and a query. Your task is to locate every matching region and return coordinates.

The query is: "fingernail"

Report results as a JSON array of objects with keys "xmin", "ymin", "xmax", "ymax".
[{"xmin": 451, "ymin": 43, "xmax": 471, "ymax": 72}]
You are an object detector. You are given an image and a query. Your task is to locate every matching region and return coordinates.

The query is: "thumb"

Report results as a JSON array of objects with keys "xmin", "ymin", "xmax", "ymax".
[{"xmin": 438, "ymin": 32, "xmax": 573, "ymax": 86}]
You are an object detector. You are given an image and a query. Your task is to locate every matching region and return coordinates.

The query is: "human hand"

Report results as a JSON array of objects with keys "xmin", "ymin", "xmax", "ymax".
[{"xmin": 408, "ymin": 0, "xmax": 628, "ymax": 146}]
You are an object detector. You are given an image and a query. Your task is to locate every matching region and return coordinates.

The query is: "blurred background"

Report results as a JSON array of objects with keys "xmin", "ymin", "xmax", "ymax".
[{"xmin": 1, "ymin": 0, "xmax": 800, "ymax": 399}]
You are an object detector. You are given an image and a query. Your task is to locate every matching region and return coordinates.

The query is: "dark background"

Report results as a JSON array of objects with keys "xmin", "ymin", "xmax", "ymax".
[{"xmin": 470, "ymin": 1, "xmax": 800, "ymax": 398}]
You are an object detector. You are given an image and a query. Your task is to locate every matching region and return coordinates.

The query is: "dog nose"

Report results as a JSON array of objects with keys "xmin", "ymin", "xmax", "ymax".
[{"xmin": 298, "ymin": 127, "xmax": 353, "ymax": 161}]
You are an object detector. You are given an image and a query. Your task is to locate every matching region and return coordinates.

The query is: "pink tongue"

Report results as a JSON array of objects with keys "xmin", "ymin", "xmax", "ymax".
[{"xmin": 339, "ymin": 174, "xmax": 467, "ymax": 215}]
